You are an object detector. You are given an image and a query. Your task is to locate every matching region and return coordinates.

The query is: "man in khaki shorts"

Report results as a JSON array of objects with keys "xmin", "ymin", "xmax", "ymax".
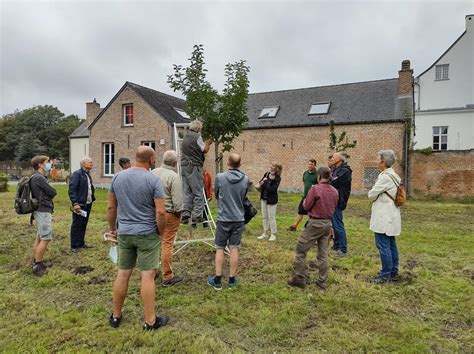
[
  {"xmin": 30, "ymin": 155, "xmax": 57, "ymax": 276},
  {"xmin": 107, "ymin": 146, "xmax": 168, "ymax": 330}
]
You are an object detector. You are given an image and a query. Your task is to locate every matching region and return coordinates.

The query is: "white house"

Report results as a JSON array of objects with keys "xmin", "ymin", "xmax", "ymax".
[
  {"xmin": 414, "ymin": 14, "xmax": 474, "ymax": 151},
  {"xmin": 69, "ymin": 120, "xmax": 89, "ymax": 173}
]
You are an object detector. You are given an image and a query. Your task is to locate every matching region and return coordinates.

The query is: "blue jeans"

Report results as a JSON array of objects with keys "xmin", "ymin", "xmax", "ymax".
[
  {"xmin": 332, "ymin": 207, "xmax": 347, "ymax": 253},
  {"xmin": 374, "ymin": 233, "xmax": 399, "ymax": 278}
]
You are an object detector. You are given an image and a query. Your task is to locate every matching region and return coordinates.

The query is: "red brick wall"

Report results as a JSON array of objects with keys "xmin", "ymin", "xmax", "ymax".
[
  {"xmin": 89, "ymin": 87, "xmax": 174, "ymax": 184},
  {"xmin": 205, "ymin": 122, "xmax": 406, "ymax": 193},
  {"xmin": 409, "ymin": 150, "xmax": 474, "ymax": 197}
]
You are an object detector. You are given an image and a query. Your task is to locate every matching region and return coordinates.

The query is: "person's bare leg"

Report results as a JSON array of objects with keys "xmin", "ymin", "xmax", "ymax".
[
  {"xmin": 141, "ymin": 270, "xmax": 157, "ymax": 324},
  {"xmin": 34, "ymin": 240, "xmax": 50, "ymax": 262},
  {"xmin": 229, "ymin": 248, "xmax": 239, "ymax": 277},
  {"xmin": 112, "ymin": 269, "xmax": 133, "ymax": 318},
  {"xmin": 32, "ymin": 238, "xmax": 39, "ymax": 261},
  {"xmin": 215, "ymin": 249, "xmax": 225, "ymax": 276}
]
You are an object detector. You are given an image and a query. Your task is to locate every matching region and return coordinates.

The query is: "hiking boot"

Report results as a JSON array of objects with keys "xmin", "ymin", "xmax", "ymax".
[
  {"xmin": 32, "ymin": 262, "xmax": 47, "ymax": 277},
  {"xmin": 207, "ymin": 276, "xmax": 222, "ymax": 290},
  {"xmin": 143, "ymin": 315, "xmax": 169, "ymax": 331},
  {"xmin": 333, "ymin": 250, "xmax": 347, "ymax": 258},
  {"xmin": 287, "ymin": 276, "xmax": 306, "ymax": 289},
  {"xmin": 288, "ymin": 225, "xmax": 297, "ymax": 232},
  {"xmin": 162, "ymin": 275, "xmax": 184, "ymax": 287},
  {"xmin": 228, "ymin": 277, "xmax": 240, "ymax": 288},
  {"xmin": 257, "ymin": 234, "xmax": 268, "ymax": 240},
  {"xmin": 109, "ymin": 313, "xmax": 122, "ymax": 328},
  {"xmin": 315, "ymin": 279, "xmax": 328, "ymax": 289},
  {"xmin": 268, "ymin": 234, "xmax": 277, "ymax": 241}
]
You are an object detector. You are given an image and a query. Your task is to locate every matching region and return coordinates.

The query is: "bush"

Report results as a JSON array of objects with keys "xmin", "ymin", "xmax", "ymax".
[{"xmin": 0, "ymin": 173, "xmax": 9, "ymax": 192}]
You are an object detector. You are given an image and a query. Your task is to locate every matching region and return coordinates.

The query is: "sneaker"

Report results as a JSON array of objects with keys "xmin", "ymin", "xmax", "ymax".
[
  {"xmin": 207, "ymin": 276, "xmax": 222, "ymax": 290},
  {"xmin": 333, "ymin": 250, "xmax": 347, "ymax": 258},
  {"xmin": 287, "ymin": 276, "xmax": 306, "ymax": 289},
  {"xmin": 257, "ymin": 234, "xmax": 268, "ymax": 240},
  {"xmin": 71, "ymin": 248, "xmax": 80, "ymax": 253},
  {"xmin": 288, "ymin": 225, "xmax": 297, "ymax": 232},
  {"xmin": 143, "ymin": 315, "xmax": 169, "ymax": 331},
  {"xmin": 390, "ymin": 274, "xmax": 399, "ymax": 282},
  {"xmin": 315, "ymin": 279, "xmax": 328, "ymax": 289},
  {"xmin": 162, "ymin": 275, "xmax": 184, "ymax": 287},
  {"xmin": 268, "ymin": 234, "xmax": 277, "ymax": 241},
  {"xmin": 109, "ymin": 313, "xmax": 122, "ymax": 328},
  {"xmin": 228, "ymin": 277, "xmax": 240, "ymax": 288},
  {"xmin": 82, "ymin": 243, "xmax": 93, "ymax": 249},
  {"xmin": 32, "ymin": 262, "xmax": 47, "ymax": 277}
]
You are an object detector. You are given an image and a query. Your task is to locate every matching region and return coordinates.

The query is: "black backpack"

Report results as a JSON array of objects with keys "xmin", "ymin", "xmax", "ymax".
[{"xmin": 14, "ymin": 176, "xmax": 39, "ymax": 215}]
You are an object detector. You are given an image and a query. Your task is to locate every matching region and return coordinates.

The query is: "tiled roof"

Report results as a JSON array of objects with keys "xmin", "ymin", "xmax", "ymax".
[{"xmin": 69, "ymin": 120, "xmax": 89, "ymax": 138}]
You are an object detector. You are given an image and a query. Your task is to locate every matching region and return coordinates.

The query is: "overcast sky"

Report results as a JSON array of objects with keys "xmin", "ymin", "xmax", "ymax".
[{"xmin": 1, "ymin": 0, "xmax": 472, "ymax": 117}]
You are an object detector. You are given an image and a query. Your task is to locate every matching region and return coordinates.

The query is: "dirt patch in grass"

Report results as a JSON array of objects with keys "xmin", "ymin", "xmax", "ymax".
[{"xmin": 72, "ymin": 266, "xmax": 94, "ymax": 275}]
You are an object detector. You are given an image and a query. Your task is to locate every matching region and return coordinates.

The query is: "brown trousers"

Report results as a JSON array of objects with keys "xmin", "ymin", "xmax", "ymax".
[
  {"xmin": 161, "ymin": 212, "xmax": 181, "ymax": 280},
  {"xmin": 293, "ymin": 218, "xmax": 331, "ymax": 282}
]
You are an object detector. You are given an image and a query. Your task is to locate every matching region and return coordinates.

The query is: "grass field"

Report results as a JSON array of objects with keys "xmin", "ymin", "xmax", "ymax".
[{"xmin": 0, "ymin": 185, "xmax": 473, "ymax": 352}]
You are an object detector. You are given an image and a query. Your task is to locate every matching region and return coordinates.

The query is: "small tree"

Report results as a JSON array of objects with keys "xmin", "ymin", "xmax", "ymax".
[
  {"xmin": 328, "ymin": 120, "xmax": 357, "ymax": 155},
  {"xmin": 168, "ymin": 44, "xmax": 250, "ymax": 174}
]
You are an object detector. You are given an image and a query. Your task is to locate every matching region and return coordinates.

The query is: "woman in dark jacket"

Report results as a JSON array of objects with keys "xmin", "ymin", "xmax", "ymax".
[{"xmin": 257, "ymin": 164, "xmax": 282, "ymax": 241}]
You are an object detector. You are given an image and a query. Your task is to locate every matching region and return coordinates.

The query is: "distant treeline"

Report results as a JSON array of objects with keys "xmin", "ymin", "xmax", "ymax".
[{"xmin": 0, "ymin": 105, "xmax": 82, "ymax": 166}]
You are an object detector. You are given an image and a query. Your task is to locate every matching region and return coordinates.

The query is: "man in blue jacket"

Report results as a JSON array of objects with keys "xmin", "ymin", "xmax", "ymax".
[
  {"xmin": 68, "ymin": 157, "xmax": 95, "ymax": 252},
  {"xmin": 330, "ymin": 152, "xmax": 352, "ymax": 257}
]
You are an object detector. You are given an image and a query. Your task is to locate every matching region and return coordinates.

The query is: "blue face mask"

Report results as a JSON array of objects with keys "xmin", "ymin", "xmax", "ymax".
[{"xmin": 44, "ymin": 163, "xmax": 52, "ymax": 171}]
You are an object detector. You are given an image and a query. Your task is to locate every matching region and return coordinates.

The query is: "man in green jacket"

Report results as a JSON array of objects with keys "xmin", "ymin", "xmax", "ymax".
[{"xmin": 288, "ymin": 159, "xmax": 318, "ymax": 232}]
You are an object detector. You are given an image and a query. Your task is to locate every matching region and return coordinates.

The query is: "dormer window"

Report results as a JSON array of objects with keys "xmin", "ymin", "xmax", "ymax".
[
  {"xmin": 123, "ymin": 104, "xmax": 134, "ymax": 126},
  {"xmin": 435, "ymin": 64, "xmax": 449, "ymax": 81},
  {"xmin": 309, "ymin": 102, "xmax": 331, "ymax": 115},
  {"xmin": 174, "ymin": 108, "xmax": 190, "ymax": 119},
  {"xmin": 259, "ymin": 106, "xmax": 279, "ymax": 119}
]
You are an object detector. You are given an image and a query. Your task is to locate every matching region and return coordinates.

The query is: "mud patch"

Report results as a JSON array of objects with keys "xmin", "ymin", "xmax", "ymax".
[
  {"xmin": 88, "ymin": 276, "xmax": 107, "ymax": 285},
  {"xmin": 404, "ymin": 259, "xmax": 421, "ymax": 271},
  {"xmin": 72, "ymin": 266, "xmax": 94, "ymax": 275}
]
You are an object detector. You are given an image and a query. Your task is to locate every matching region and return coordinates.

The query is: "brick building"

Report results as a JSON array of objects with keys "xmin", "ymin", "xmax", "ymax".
[{"xmin": 70, "ymin": 61, "xmax": 414, "ymax": 192}]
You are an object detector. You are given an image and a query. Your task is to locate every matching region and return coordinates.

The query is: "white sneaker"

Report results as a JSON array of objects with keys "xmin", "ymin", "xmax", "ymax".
[
  {"xmin": 257, "ymin": 234, "xmax": 268, "ymax": 240},
  {"xmin": 269, "ymin": 234, "xmax": 277, "ymax": 241}
]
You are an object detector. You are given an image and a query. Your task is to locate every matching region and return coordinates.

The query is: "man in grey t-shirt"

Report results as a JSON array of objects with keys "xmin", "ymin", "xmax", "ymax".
[{"xmin": 107, "ymin": 146, "xmax": 169, "ymax": 331}]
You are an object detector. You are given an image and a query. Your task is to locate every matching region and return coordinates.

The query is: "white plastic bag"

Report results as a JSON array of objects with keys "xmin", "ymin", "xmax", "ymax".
[{"xmin": 109, "ymin": 245, "xmax": 118, "ymax": 264}]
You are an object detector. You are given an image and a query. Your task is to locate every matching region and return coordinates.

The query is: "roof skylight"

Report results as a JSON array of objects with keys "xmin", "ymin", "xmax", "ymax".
[
  {"xmin": 309, "ymin": 102, "xmax": 331, "ymax": 115},
  {"xmin": 174, "ymin": 108, "xmax": 190, "ymax": 119},
  {"xmin": 259, "ymin": 106, "xmax": 279, "ymax": 118}
]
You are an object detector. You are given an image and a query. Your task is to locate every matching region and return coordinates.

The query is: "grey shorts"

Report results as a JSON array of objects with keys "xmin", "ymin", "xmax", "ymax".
[
  {"xmin": 215, "ymin": 221, "xmax": 245, "ymax": 249},
  {"xmin": 33, "ymin": 211, "xmax": 52, "ymax": 241}
]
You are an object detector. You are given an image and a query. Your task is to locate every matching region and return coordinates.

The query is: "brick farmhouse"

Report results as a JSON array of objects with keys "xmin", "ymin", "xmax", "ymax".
[{"xmin": 70, "ymin": 61, "xmax": 414, "ymax": 193}]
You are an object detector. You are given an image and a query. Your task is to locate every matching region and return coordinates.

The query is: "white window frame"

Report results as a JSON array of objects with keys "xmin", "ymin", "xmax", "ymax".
[
  {"xmin": 432, "ymin": 126, "xmax": 448, "ymax": 151},
  {"xmin": 435, "ymin": 64, "xmax": 449, "ymax": 81},
  {"xmin": 142, "ymin": 141, "xmax": 156, "ymax": 150},
  {"xmin": 123, "ymin": 104, "xmax": 134, "ymax": 126},
  {"xmin": 103, "ymin": 143, "xmax": 115, "ymax": 176},
  {"xmin": 308, "ymin": 102, "xmax": 331, "ymax": 115}
]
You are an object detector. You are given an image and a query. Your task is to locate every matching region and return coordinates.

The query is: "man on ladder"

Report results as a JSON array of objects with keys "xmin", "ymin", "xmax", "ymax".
[{"xmin": 180, "ymin": 120, "xmax": 213, "ymax": 225}]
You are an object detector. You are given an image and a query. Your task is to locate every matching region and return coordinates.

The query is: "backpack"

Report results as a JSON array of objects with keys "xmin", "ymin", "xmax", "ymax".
[
  {"xmin": 14, "ymin": 176, "xmax": 40, "ymax": 214},
  {"xmin": 384, "ymin": 174, "xmax": 406, "ymax": 207}
]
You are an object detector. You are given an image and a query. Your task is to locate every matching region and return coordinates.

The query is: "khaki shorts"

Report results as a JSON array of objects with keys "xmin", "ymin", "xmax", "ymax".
[
  {"xmin": 33, "ymin": 211, "xmax": 52, "ymax": 241},
  {"xmin": 117, "ymin": 234, "xmax": 160, "ymax": 271}
]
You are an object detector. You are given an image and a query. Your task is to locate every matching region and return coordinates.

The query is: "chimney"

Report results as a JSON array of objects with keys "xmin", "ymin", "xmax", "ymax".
[
  {"xmin": 86, "ymin": 98, "xmax": 101, "ymax": 127},
  {"xmin": 398, "ymin": 60, "xmax": 413, "ymax": 97},
  {"xmin": 466, "ymin": 14, "xmax": 473, "ymax": 32}
]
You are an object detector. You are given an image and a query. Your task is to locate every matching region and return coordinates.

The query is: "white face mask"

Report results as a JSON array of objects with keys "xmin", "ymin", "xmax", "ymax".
[{"xmin": 44, "ymin": 162, "xmax": 52, "ymax": 171}]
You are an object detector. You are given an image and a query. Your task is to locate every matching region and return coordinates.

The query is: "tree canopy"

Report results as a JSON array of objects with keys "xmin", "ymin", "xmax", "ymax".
[
  {"xmin": 0, "ymin": 105, "xmax": 81, "ymax": 163},
  {"xmin": 168, "ymin": 44, "xmax": 250, "ymax": 171}
]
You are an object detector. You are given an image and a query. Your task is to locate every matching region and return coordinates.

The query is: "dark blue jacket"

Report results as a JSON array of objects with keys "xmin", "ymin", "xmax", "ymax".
[
  {"xmin": 68, "ymin": 168, "xmax": 95, "ymax": 206},
  {"xmin": 330, "ymin": 162, "xmax": 352, "ymax": 210}
]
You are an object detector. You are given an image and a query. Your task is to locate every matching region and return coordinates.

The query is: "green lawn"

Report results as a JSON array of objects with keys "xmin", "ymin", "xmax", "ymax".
[{"xmin": 0, "ymin": 185, "xmax": 473, "ymax": 352}]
